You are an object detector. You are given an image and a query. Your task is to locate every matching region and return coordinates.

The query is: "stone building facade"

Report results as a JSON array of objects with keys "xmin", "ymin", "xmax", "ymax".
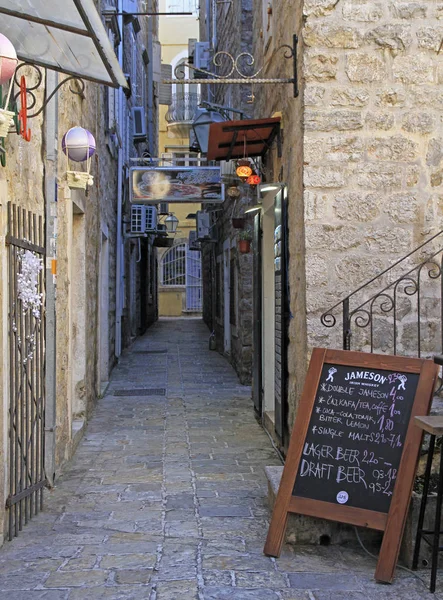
[
  {"xmin": 199, "ymin": 0, "xmax": 257, "ymax": 385},
  {"xmin": 0, "ymin": 0, "xmax": 159, "ymax": 542},
  {"xmin": 199, "ymin": 0, "xmax": 443, "ymax": 447},
  {"xmin": 250, "ymin": 0, "xmax": 443, "ymax": 445}
]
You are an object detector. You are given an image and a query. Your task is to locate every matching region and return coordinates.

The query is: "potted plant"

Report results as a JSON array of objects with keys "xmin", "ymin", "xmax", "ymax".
[{"xmin": 238, "ymin": 229, "xmax": 252, "ymax": 253}]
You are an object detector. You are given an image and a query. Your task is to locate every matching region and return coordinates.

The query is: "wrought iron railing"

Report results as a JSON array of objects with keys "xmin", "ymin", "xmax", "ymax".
[
  {"xmin": 165, "ymin": 93, "xmax": 200, "ymax": 124},
  {"xmin": 321, "ymin": 230, "xmax": 443, "ymax": 359}
]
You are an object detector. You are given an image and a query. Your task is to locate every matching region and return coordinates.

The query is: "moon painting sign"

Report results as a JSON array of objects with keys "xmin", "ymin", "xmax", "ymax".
[{"xmin": 130, "ymin": 167, "xmax": 223, "ymax": 204}]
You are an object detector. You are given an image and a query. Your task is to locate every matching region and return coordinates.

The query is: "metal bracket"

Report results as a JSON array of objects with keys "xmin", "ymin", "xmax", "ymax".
[
  {"xmin": 13, "ymin": 63, "xmax": 86, "ymax": 119},
  {"xmin": 163, "ymin": 34, "xmax": 299, "ymax": 98}
]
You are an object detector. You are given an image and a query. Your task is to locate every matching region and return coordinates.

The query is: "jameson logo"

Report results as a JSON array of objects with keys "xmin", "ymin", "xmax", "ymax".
[
  {"xmin": 344, "ymin": 370, "xmax": 407, "ymax": 389},
  {"xmin": 344, "ymin": 371, "xmax": 387, "ymax": 384}
]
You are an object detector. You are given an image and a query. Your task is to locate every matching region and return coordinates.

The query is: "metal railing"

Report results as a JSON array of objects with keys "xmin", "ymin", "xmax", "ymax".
[
  {"xmin": 165, "ymin": 93, "xmax": 200, "ymax": 124},
  {"xmin": 321, "ymin": 230, "xmax": 443, "ymax": 359}
]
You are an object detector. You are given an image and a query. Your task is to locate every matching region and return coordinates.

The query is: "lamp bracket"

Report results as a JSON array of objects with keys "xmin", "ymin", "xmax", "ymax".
[
  {"xmin": 1, "ymin": 63, "xmax": 86, "ymax": 167},
  {"xmin": 13, "ymin": 64, "xmax": 86, "ymax": 119},
  {"xmin": 164, "ymin": 34, "xmax": 299, "ymax": 98}
]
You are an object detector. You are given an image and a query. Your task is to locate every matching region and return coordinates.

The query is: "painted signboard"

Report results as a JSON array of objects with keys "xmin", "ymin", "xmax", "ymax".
[
  {"xmin": 264, "ymin": 348, "xmax": 439, "ymax": 584},
  {"xmin": 130, "ymin": 167, "xmax": 223, "ymax": 204}
]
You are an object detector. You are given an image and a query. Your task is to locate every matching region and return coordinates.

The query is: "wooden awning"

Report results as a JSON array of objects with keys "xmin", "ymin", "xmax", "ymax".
[{"xmin": 206, "ymin": 117, "xmax": 281, "ymax": 161}]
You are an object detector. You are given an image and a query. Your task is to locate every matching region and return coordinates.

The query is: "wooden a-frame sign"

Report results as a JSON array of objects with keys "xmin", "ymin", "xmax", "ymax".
[{"xmin": 264, "ymin": 348, "xmax": 439, "ymax": 583}]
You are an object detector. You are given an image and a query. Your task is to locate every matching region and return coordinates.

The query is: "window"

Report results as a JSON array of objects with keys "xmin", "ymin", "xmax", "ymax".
[
  {"xmin": 168, "ymin": 0, "xmax": 199, "ymax": 15},
  {"xmin": 161, "ymin": 243, "xmax": 187, "ymax": 286}
]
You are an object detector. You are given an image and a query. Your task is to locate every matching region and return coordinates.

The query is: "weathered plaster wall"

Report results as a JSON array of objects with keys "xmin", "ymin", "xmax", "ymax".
[
  {"xmin": 302, "ymin": 0, "xmax": 443, "ymax": 360},
  {"xmin": 56, "ymin": 77, "xmax": 118, "ymax": 467}
]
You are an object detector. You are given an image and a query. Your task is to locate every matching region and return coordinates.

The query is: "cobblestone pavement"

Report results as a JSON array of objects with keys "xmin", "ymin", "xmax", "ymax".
[{"xmin": 0, "ymin": 318, "xmax": 441, "ymax": 599}]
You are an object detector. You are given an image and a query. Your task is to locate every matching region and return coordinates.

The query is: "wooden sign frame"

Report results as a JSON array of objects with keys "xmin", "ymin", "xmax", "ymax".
[{"xmin": 264, "ymin": 348, "xmax": 439, "ymax": 583}]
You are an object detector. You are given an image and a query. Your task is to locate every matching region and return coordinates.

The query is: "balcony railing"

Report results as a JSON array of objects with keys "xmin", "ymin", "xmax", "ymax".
[{"xmin": 165, "ymin": 93, "xmax": 200, "ymax": 125}]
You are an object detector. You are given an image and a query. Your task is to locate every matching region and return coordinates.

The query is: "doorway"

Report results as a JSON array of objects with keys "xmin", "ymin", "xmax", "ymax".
[
  {"xmin": 99, "ymin": 229, "xmax": 110, "ymax": 393},
  {"xmin": 223, "ymin": 239, "xmax": 231, "ymax": 354},
  {"xmin": 255, "ymin": 185, "xmax": 289, "ymax": 446}
]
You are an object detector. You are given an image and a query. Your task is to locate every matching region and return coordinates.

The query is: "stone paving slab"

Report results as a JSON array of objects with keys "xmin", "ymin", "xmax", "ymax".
[{"xmin": 0, "ymin": 319, "xmax": 441, "ymax": 599}]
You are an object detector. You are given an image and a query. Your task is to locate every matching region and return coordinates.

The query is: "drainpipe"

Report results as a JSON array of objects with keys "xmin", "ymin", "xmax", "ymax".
[
  {"xmin": 44, "ymin": 70, "xmax": 58, "ymax": 486},
  {"xmin": 115, "ymin": 0, "xmax": 124, "ymax": 358},
  {"xmin": 146, "ymin": 0, "xmax": 154, "ymax": 155}
]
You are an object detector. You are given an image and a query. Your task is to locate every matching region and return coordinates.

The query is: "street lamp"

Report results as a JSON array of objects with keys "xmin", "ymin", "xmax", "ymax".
[
  {"xmin": 192, "ymin": 110, "xmax": 226, "ymax": 154},
  {"xmin": 165, "ymin": 213, "xmax": 179, "ymax": 233}
]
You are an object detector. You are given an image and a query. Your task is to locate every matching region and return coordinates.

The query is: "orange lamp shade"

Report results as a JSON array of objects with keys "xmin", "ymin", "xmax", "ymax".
[
  {"xmin": 246, "ymin": 174, "xmax": 261, "ymax": 185},
  {"xmin": 236, "ymin": 165, "xmax": 253, "ymax": 179}
]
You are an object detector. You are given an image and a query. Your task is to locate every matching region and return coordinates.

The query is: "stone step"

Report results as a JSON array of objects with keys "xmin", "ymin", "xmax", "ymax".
[{"xmin": 265, "ymin": 465, "xmax": 438, "ymax": 568}]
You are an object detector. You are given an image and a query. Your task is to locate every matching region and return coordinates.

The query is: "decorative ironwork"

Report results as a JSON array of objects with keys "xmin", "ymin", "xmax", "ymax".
[
  {"xmin": 0, "ymin": 64, "xmax": 86, "ymax": 166},
  {"xmin": 321, "ymin": 229, "xmax": 443, "ymax": 366},
  {"xmin": 13, "ymin": 64, "xmax": 85, "ymax": 119},
  {"xmin": 6, "ymin": 203, "xmax": 47, "ymax": 540},
  {"xmin": 165, "ymin": 93, "xmax": 200, "ymax": 124},
  {"xmin": 163, "ymin": 34, "xmax": 299, "ymax": 98}
]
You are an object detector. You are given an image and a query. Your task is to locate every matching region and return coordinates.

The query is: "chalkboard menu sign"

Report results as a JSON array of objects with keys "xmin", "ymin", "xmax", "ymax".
[
  {"xmin": 293, "ymin": 363, "xmax": 419, "ymax": 513},
  {"xmin": 264, "ymin": 348, "xmax": 438, "ymax": 584}
]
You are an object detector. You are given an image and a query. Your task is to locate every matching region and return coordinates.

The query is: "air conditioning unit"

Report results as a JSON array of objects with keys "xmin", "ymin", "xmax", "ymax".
[
  {"xmin": 189, "ymin": 230, "xmax": 201, "ymax": 251},
  {"xmin": 194, "ymin": 42, "xmax": 210, "ymax": 78},
  {"xmin": 220, "ymin": 160, "xmax": 236, "ymax": 182},
  {"xmin": 132, "ymin": 107, "xmax": 147, "ymax": 141},
  {"xmin": 131, "ymin": 206, "xmax": 158, "ymax": 233},
  {"xmin": 196, "ymin": 211, "xmax": 211, "ymax": 239}
]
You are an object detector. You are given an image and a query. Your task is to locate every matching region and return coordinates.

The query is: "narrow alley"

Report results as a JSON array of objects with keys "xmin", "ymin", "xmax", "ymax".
[{"xmin": 0, "ymin": 319, "xmax": 438, "ymax": 600}]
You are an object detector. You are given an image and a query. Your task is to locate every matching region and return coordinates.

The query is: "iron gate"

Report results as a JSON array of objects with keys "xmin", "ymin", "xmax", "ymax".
[
  {"xmin": 186, "ymin": 248, "xmax": 202, "ymax": 311},
  {"xmin": 6, "ymin": 203, "xmax": 46, "ymax": 539}
]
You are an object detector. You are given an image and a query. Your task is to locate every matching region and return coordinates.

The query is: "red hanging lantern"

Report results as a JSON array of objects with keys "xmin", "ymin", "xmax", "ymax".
[{"xmin": 246, "ymin": 174, "xmax": 261, "ymax": 186}]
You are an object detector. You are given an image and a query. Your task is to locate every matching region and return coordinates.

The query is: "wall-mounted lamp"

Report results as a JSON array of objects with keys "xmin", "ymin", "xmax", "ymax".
[
  {"xmin": 62, "ymin": 126, "xmax": 96, "ymax": 190},
  {"xmin": 245, "ymin": 204, "xmax": 262, "ymax": 215},
  {"xmin": 192, "ymin": 110, "xmax": 226, "ymax": 154},
  {"xmin": 0, "ymin": 33, "xmax": 18, "ymax": 138},
  {"xmin": 260, "ymin": 184, "xmax": 281, "ymax": 194},
  {"xmin": 164, "ymin": 212, "xmax": 179, "ymax": 233}
]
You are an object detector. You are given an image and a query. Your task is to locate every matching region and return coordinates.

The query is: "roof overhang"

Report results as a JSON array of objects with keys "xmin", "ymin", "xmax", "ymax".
[
  {"xmin": 0, "ymin": 0, "xmax": 128, "ymax": 88},
  {"xmin": 206, "ymin": 117, "xmax": 281, "ymax": 161}
]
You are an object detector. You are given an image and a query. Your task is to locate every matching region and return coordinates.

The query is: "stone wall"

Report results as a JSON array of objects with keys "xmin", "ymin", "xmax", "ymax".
[
  {"xmin": 249, "ymin": 0, "xmax": 443, "ymax": 436},
  {"xmin": 199, "ymin": 1, "xmax": 257, "ymax": 384},
  {"xmin": 302, "ymin": 0, "xmax": 443, "ymax": 360},
  {"xmin": 252, "ymin": 0, "xmax": 307, "ymax": 432}
]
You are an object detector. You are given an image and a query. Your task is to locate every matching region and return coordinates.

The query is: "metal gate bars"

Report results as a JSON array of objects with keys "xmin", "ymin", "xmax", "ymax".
[{"xmin": 6, "ymin": 202, "xmax": 46, "ymax": 539}]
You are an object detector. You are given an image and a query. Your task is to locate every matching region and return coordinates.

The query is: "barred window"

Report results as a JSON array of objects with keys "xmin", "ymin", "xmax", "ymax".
[{"xmin": 161, "ymin": 243, "xmax": 187, "ymax": 286}]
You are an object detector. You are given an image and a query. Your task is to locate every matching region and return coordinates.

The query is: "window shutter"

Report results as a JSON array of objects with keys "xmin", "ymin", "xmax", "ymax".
[{"xmin": 158, "ymin": 64, "xmax": 173, "ymax": 106}]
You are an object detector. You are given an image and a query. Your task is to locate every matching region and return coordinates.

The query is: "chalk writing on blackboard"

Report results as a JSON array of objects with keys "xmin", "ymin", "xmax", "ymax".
[{"xmin": 292, "ymin": 363, "xmax": 420, "ymax": 513}]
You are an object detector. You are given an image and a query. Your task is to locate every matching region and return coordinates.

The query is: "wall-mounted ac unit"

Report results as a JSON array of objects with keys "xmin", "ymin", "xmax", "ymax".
[
  {"xmin": 189, "ymin": 230, "xmax": 201, "ymax": 251},
  {"xmin": 131, "ymin": 206, "xmax": 158, "ymax": 233},
  {"xmin": 132, "ymin": 107, "xmax": 147, "ymax": 140},
  {"xmin": 194, "ymin": 42, "xmax": 210, "ymax": 78},
  {"xmin": 220, "ymin": 159, "xmax": 237, "ymax": 181},
  {"xmin": 196, "ymin": 211, "xmax": 211, "ymax": 239}
]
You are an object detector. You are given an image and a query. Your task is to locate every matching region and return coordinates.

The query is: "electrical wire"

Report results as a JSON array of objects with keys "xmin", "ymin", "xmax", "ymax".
[
  {"xmin": 353, "ymin": 526, "xmax": 429, "ymax": 588},
  {"xmin": 263, "ymin": 423, "xmax": 285, "ymax": 465}
]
